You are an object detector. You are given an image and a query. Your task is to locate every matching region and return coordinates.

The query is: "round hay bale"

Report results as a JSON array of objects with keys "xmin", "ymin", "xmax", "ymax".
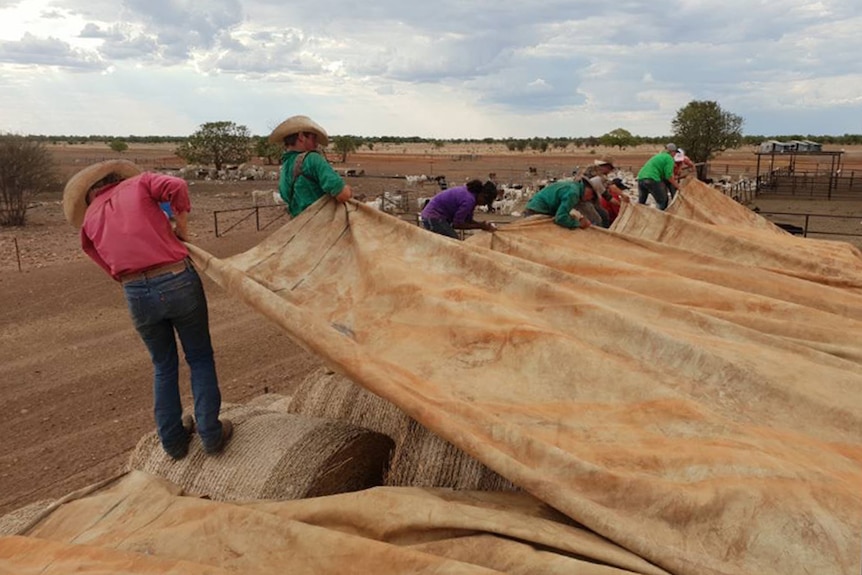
[
  {"xmin": 289, "ymin": 368, "xmax": 518, "ymax": 492},
  {"xmin": 245, "ymin": 392, "xmax": 292, "ymax": 411},
  {"xmin": 385, "ymin": 419, "xmax": 520, "ymax": 492},
  {"xmin": 286, "ymin": 368, "xmax": 413, "ymax": 442},
  {"xmin": 0, "ymin": 499, "xmax": 53, "ymax": 536},
  {"xmin": 126, "ymin": 404, "xmax": 394, "ymax": 501}
]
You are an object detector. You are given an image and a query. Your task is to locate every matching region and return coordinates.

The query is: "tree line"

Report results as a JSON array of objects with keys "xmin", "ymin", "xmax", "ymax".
[
  {"xmin": 2, "ymin": 100, "xmax": 861, "ymax": 226},
  {"xmin": 23, "ymin": 132, "xmax": 862, "ymax": 148}
]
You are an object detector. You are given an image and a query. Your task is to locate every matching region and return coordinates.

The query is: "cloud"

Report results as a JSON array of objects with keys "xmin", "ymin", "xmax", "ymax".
[
  {"xmin": 0, "ymin": 32, "xmax": 104, "ymax": 69},
  {"xmin": 1, "ymin": 0, "xmax": 861, "ymax": 136},
  {"xmin": 121, "ymin": 0, "xmax": 244, "ymax": 60}
]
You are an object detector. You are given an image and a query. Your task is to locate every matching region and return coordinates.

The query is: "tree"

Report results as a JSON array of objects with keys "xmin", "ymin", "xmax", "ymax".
[
  {"xmin": 0, "ymin": 135, "xmax": 57, "ymax": 226},
  {"xmin": 672, "ymin": 101, "xmax": 744, "ymax": 180},
  {"xmin": 600, "ymin": 128, "xmax": 634, "ymax": 150},
  {"xmin": 529, "ymin": 139, "xmax": 549, "ymax": 153},
  {"xmin": 175, "ymin": 121, "xmax": 252, "ymax": 171},
  {"xmin": 254, "ymin": 136, "xmax": 282, "ymax": 165},
  {"xmin": 109, "ymin": 139, "xmax": 128, "ymax": 153},
  {"xmin": 332, "ymin": 135, "xmax": 359, "ymax": 163}
]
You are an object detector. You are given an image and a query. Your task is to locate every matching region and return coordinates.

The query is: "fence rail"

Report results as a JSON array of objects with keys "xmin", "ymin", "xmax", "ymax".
[
  {"xmin": 758, "ymin": 211, "xmax": 862, "ymax": 242},
  {"xmin": 212, "ymin": 205, "xmax": 288, "ymax": 237}
]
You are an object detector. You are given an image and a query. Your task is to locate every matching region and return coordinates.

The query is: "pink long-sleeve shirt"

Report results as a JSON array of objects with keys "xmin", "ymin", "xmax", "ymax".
[{"xmin": 81, "ymin": 172, "xmax": 191, "ymax": 281}]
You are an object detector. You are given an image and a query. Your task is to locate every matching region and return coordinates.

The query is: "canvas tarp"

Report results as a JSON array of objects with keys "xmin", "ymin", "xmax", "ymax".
[
  {"xmin": 2, "ymin": 180, "xmax": 860, "ymax": 574},
  {"xmin": 1, "ymin": 470, "xmax": 661, "ymax": 575}
]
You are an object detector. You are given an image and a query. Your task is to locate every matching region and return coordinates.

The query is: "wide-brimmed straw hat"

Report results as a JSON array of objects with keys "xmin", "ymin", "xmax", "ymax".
[
  {"xmin": 267, "ymin": 115, "xmax": 330, "ymax": 146},
  {"xmin": 63, "ymin": 159, "xmax": 142, "ymax": 227},
  {"xmin": 593, "ymin": 155, "xmax": 615, "ymax": 168}
]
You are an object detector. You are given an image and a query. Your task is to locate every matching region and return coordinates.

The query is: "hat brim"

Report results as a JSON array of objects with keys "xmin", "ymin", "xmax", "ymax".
[
  {"xmin": 584, "ymin": 177, "xmax": 606, "ymax": 198},
  {"xmin": 63, "ymin": 160, "xmax": 142, "ymax": 227},
  {"xmin": 267, "ymin": 116, "xmax": 330, "ymax": 146}
]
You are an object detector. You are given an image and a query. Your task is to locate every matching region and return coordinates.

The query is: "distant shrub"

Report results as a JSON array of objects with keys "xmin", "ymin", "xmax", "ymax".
[
  {"xmin": 0, "ymin": 135, "xmax": 58, "ymax": 226},
  {"xmin": 109, "ymin": 139, "xmax": 129, "ymax": 153}
]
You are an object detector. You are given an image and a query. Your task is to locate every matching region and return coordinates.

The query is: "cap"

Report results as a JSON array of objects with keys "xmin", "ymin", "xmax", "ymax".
[{"xmin": 611, "ymin": 177, "xmax": 630, "ymax": 190}]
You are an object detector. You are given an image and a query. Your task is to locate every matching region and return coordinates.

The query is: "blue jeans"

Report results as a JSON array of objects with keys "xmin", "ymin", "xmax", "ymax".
[
  {"xmin": 637, "ymin": 179, "xmax": 669, "ymax": 211},
  {"xmin": 422, "ymin": 218, "xmax": 458, "ymax": 239},
  {"xmin": 123, "ymin": 264, "xmax": 222, "ymax": 456}
]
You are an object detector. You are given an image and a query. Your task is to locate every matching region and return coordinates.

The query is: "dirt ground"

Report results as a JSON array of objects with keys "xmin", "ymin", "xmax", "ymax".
[{"xmin": 2, "ymin": 144, "xmax": 862, "ymax": 517}]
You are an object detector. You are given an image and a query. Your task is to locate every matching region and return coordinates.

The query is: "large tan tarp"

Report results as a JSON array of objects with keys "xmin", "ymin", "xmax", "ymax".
[
  {"xmin": 0, "ymin": 471, "xmax": 661, "ymax": 574},
  {"xmin": 2, "ymin": 181, "xmax": 861, "ymax": 574}
]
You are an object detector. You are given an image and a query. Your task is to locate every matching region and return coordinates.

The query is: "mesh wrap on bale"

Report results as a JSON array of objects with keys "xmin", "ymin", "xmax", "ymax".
[
  {"xmin": 288, "ymin": 368, "xmax": 519, "ymax": 492},
  {"xmin": 0, "ymin": 500, "xmax": 54, "ymax": 536},
  {"xmin": 246, "ymin": 393, "xmax": 293, "ymax": 411},
  {"xmin": 286, "ymin": 368, "xmax": 413, "ymax": 442},
  {"xmin": 385, "ymin": 418, "xmax": 520, "ymax": 492},
  {"xmin": 126, "ymin": 403, "xmax": 394, "ymax": 501}
]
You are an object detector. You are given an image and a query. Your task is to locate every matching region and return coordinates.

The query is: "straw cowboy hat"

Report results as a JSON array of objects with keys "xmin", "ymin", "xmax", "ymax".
[
  {"xmin": 63, "ymin": 159, "xmax": 142, "ymax": 227},
  {"xmin": 593, "ymin": 155, "xmax": 615, "ymax": 168},
  {"xmin": 267, "ymin": 115, "xmax": 330, "ymax": 146}
]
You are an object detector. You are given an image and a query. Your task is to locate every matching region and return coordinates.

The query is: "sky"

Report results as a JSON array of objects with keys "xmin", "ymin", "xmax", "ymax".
[{"xmin": 0, "ymin": 0, "xmax": 860, "ymax": 139}]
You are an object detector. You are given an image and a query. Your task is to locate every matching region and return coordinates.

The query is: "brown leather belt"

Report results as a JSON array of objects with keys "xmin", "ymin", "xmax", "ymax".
[{"xmin": 120, "ymin": 259, "xmax": 189, "ymax": 284}]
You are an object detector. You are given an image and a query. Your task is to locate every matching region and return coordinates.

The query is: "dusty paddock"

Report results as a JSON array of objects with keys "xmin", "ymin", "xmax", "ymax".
[{"xmin": 2, "ymin": 146, "xmax": 862, "ymax": 517}]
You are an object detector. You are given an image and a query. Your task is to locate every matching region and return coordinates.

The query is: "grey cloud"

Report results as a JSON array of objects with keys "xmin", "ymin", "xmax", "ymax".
[
  {"xmin": 472, "ymin": 54, "xmax": 590, "ymax": 111},
  {"xmin": 0, "ymin": 33, "xmax": 105, "ymax": 70},
  {"xmin": 203, "ymin": 30, "xmax": 324, "ymax": 75},
  {"xmin": 742, "ymin": 105, "xmax": 862, "ymax": 136},
  {"xmin": 122, "ymin": 0, "xmax": 244, "ymax": 57},
  {"xmin": 214, "ymin": 49, "xmax": 324, "ymax": 75},
  {"xmin": 80, "ymin": 23, "xmax": 112, "ymax": 38},
  {"xmin": 100, "ymin": 33, "xmax": 160, "ymax": 60}
]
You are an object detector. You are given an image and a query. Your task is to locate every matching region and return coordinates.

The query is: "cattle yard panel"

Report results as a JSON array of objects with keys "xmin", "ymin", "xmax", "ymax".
[
  {"xmin": 757, "ymin": 211, "xmax": 862, "ymax": 245},
  {"xmin": 754, "ymin": 150, "xmax": 861, "ymax": 199},
  {"xmin": 212, "ymin": 205, "xmax": 288, "ymax": 237}
]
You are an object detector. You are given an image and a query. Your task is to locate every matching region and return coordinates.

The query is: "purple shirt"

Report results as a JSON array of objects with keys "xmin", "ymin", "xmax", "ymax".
[{"xmin": 420, "ymin": 186, "xmax": 477, "ymax": 225}]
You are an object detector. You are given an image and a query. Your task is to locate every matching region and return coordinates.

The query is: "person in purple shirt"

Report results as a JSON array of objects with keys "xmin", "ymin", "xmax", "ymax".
[{"xmin": 420, "ymin": 179, "xmax": 497, "ymax": 239}]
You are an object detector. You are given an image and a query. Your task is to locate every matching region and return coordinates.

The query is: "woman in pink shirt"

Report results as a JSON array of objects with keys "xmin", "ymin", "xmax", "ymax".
[{"xmin": 64, "ymin": 160, "xmax": 231, "ymax": 460}]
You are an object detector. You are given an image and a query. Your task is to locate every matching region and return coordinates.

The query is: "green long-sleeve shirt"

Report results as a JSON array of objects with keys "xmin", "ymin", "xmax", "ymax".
[
  {"xmin": 525, "ymin": 180, "xmax": 586, "ymax": 229},
  {"xmin": 278, "ymin": 151, "xmax": 346, "ymax": 217}
]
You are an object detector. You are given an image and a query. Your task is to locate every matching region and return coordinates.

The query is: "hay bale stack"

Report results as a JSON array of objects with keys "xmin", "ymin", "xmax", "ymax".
[
  {"xmin": 246, "ymin": 392, "xmax": 292, "ymax": 411},
  {"xmin": 385, "ymin": 418, "xmax": 520, "ymax": 492},
  {"xmin": 0, "ymin": 499, "xmax": 53, "ymax": 536},
  {"xmin": 286, "ymin": 368, "xmax": 413, "ymax": 441},
  {"xmin": 127, "ymin": 404, "xmax": 394, "ymax": 501},
  {"xmin": 287, "ymin": 368, "xmax": 519, "ymax": 492}
]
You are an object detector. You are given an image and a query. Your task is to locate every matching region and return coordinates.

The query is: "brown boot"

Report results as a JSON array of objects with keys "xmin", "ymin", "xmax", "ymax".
[{"xmin": 205, "ymin": 419, "xmax": 233, "ymax": 455}]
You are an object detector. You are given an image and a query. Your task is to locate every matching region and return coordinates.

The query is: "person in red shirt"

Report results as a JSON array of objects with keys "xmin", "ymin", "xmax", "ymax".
[
  {"xmin": 63, "ymin": 160, "xmax": 232, "ymax": 460},
  {"xmin": 673, "ymin": 149, "xmax": 696, "ymax": 190},
  {"xmin": 599, "ymin": 177, "xmax": 631, "ymax": 225}
]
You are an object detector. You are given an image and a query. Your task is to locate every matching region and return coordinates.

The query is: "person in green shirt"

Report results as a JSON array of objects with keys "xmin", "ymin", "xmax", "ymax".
[
  {"xmin": 268, "ymin": 115, "xmax": 353, "ymax": 217},
  {"xmin": 636, "ymin": 143, "xmax": 680, "ymax": 210},
  {"xmin": 524, "ymin": 177, "xmax": 604, "ymax": 229}
]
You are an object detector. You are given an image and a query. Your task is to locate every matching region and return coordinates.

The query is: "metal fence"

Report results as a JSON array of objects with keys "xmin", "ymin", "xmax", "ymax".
[
  {"xmin": 758, "ymin": 211, "xmax": 862, "ymax": 244},
  {"xmin": 212, "ymin": 205, "xmax": 289, "ymax": 237}
]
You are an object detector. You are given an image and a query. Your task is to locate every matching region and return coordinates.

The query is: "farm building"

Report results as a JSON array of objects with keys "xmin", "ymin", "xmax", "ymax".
[
  {"xmin": 753, "ymin": 139, "xmax": 859, "ymax": 199},
  {"xmin": 758, "ymin": 139, "xmax": 823, "ymax": 153},
  {"xmin": 2, "ymin": 179, "xmax": 861, "ymax": 575}
]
